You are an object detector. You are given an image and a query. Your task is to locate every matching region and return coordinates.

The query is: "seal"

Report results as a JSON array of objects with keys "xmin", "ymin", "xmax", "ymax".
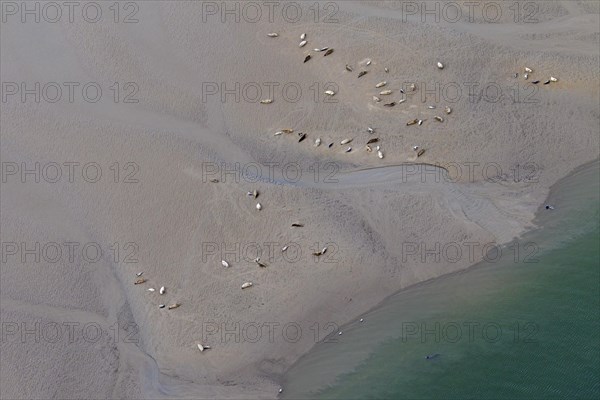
[
  {"xmin": 340, "ymin": 138, "xmax": 353, "ymax": 145},
  {"xmin": 299, "ymin": 40, "xmax": 307, "ymax": 47},
  {"xmin": 373, "ymin": 96, "xmax": 381, "ymax": 102},
  {"xmin": 407, "ymin": 119, "xmax": 418, "ymax": 126},
  {"xmin": 241, "ymin": 282, "xmax": 253, "ymax": 289},
  {"xmin": 221, "ymin": 260, "xmax": 230, "ymax": 268},
  {"xmin": 315, "ymin": 138, "xmax": 321, "ymax": 147},
  {"xmin": 168, "ymin": 303, "xmax": 181, "ymax": 310},
  {"xmin": 375, "ymin": 81, "xmax": 387, "ymax": 88},
  {"xmin": 366, "ymin": 138, "xmax": 378, "ymax": 144},
  {"xmin": 358, "ymin": 71, "xmax": 368, "ymax": 78},
  {"xmin": 437, "ymin": 61, "xmax": 444, "ymax": 69},
  {"xmin": 256, "ymin": 203, "xmax": 262, "ymax": 210},
  {"xmin": 346, "ymin": 64, "xmax": 353, "ymax": 72},
  {"xmin": 267, "ymin": 33, "xmax": 278, "ymax": 37},
  {"xmin": 254, "ymin": 257, "xmax": 267, "ymax": 268},
  {"xmin": 434, "ymin": 116, "xmax": 443, "ymax": 122},
  {"xmin": 380, "ymin": 90, "xmax": 392, "ymax": 95},
  {"xmin": 417, "ymin": 149, "xmax": 425, "ymax": 157},
  {"xmin": 134, "ymin": 278, "xmax": 146, "ymax": 285},
  {"xmin": 304, "ymin": 55, "xmax": 311, "ymax": 63},
  {"xmin": 298, "ymin": 133, "xmax": 307, "ymax": 142},
  {"xmin": 345, "ymin": 147, "xmax": 352, "ymax": 153},
  {"xmin": 383, "ymin": 102, "xmax": 396, "ymax": 107},
  {"xmin": 197, "ymin": 343, "xmax": 211, "ymax": 352},
  {"xmin": 324, "ymin": 90, "xmax": 336, "ymax": 96},
  {"xmin": 324, "ymin": 49, "xmax": 334, "ymax": 56},
  {"xmin": 300, "ymin": 33, "xmax": 306, "ymax": 40},
  {"xmin": 313, "ymin": 247, "xmax": 327, "ymax": 256},
  {"xmin": 260, "ymin": 99, "xmax": 273, "ymax": 104},
  {"xmin": 159, "ymin": 286, "xmax": 166, "ymax": 295},
  {"xmin": 377, "ymin": 150, "xmax": 384, "ymax": 159}
]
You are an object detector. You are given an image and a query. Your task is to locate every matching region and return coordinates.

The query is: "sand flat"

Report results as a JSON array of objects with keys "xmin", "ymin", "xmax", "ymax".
[{"xmin": 1, "ymin": 1, "xmax": 598, "ymax": 398}]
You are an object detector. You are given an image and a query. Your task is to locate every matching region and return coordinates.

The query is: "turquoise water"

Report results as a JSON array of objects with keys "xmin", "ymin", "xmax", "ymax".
[{"xmin": 282, "ymin": 161, "xmax": 599, "ymax": 399}]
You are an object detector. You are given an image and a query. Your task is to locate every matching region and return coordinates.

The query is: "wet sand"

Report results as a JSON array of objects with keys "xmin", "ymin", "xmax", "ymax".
[
  {"xmin": 279, "ymin": 159, "xmax": 600, "ymax": 399},
  {"xmin": 1, "ymin": 1, "xmax": 598, "ymax": 398}
]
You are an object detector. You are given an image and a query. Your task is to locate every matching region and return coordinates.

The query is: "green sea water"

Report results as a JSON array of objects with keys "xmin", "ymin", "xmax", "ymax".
[{"xmin": 281, "ymin": 161, "xmax": 599, "ymax": 400}]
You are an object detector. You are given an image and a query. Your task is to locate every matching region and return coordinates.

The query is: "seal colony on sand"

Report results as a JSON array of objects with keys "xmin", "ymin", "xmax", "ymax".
[
  {"xmin": 517, "ymin": 65, "xmax": 559, "ymax": 86},
  {"xmin": 3, "ymin": 4, "xmax": 597, "ymax": 399},
  {"xmin": 215, "ymin": 38, "xmax": 574, "ymax": 384}
]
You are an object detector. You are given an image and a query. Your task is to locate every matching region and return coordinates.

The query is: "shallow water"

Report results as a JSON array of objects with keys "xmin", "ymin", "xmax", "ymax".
[{"xmin": 281, "ymin": 160, "xmax": 599, "ymax": 399}]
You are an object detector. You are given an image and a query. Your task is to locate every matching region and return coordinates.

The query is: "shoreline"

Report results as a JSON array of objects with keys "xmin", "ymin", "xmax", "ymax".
[{"xmin": 277, "ymin": 158, "xmax": 600, "ymax": 399}]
